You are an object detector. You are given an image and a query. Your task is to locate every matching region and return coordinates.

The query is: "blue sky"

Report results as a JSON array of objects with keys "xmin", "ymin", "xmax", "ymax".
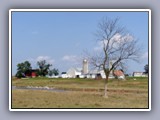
[{"xmin": 12, "ymin": 11, "xmax": 149, "ymax": 75}]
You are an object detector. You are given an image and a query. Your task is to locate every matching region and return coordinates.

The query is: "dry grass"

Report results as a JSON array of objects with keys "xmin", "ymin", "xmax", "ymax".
[
  {"xmin": 11, "ymin": 77, "xmax": 149, "ymax": 109},
  {"xmin": 12, "ymin": 89, "xmax": 148, "ymax": 108}
]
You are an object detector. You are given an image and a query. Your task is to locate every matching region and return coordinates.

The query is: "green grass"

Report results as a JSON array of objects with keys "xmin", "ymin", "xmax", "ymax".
[
  {"xmin": 12, "ymin": 77, "xmax": 149, "ymax": 108},
  {"xmin": 12, "ymin": 77, "xmax": 148, "ymax": 91}
]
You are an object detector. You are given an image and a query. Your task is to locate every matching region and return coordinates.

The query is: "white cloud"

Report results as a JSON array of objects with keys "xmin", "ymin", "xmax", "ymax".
[
  {"xmin": 94, "ymin": 33, "xmax": 134, "ymax": 52},
  {"xmin": 62, "ymin": 55, "xmax": 78, "ymax": 62}
]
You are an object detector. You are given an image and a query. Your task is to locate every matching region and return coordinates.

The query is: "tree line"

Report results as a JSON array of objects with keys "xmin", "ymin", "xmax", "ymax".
[{"xmin": 15, "ymin": 60, "xmax": 59, "ymax": 78}]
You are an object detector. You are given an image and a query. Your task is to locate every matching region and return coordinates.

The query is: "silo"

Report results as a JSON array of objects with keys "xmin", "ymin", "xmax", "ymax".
[
  {"xmin": 82, "ymin": 59, "xmax": 88, "ymax": 74},
  {"xmin": 109, "ymin": 61, "xmax": 113, "ymax": 73}
]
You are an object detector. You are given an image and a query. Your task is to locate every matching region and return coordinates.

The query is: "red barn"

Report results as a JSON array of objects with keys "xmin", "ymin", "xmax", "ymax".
[
  {"xmin": 25, "ymin": 69, "xmax": 38, "ymax": 78},
  {"xmin": 31, "ymin": 70, "xmax": 37, "ymax": 77}
]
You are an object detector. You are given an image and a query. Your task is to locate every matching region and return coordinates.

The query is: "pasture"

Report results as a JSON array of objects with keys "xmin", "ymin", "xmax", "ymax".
[{"xmin": 11, "ymin": 77, "xmax": 149, "ymax": 109}]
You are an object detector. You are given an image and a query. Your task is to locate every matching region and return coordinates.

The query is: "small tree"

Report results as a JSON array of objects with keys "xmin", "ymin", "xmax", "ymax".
[
  {"xmin": 37, "ymin": 60, "xmax": 52, "ymax": 76},
  {"xmin": 53, "ymin": 68, "xmax": 59, "ymax": 76},
  {"xmin": 48, "ymin": 70, "xmax": 54, "ymax": 76},
  {"xmin": 48, "ymin": 68, "xmax": 59, "ymax": 76},
  {"xmin": 144, "ymin": 64, "xmax": 148, "ymax": 74},
  {"xmin": 88, "ymin": 17, "xmax": 140, "ymax": 98},
  {"xmin": 15, "ymin": 61, "xmax": 32, "ymax": 78}
]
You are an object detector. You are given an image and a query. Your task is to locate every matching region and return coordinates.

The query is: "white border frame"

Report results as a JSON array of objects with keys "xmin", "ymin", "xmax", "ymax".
[{"xmin": 9, "ymin": 9, "xmax": 151, "ymax": 111}]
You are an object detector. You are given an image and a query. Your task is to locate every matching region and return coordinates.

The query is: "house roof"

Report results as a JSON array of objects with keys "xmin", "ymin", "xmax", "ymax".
[
  {"xmin": 113, "ymin": 70, "xmax": 124, "ymax": 77},
  {"xmin": 67, "ymin": 67, "xmax": 82, "ymax": 72},
  {"xmin": 75, "ymin": 68, "xmax": 82, "ymax": 72}
]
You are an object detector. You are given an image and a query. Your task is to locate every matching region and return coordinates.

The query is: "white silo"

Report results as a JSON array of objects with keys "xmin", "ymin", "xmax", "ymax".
[
  {"xmin": 82, "ymin": 59, "xmax": 88, "ymax": 74},
  {"xmin": 109, "ymin": 61, "xmax": 113, "ymax": 73}
]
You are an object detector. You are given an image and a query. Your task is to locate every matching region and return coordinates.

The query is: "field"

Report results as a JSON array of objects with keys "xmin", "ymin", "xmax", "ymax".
[{"xmin": 11, "ymin": 77, "xmax": 149, "ymax": 109}]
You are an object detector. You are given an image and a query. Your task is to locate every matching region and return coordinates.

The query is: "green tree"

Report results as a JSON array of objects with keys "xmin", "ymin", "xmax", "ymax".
[
  {"xmin": 53, "ymin": 68, "xmax": 59, "ymax": 76},
  {"xmin": 48, "ymin": 68, "xmax": 59, "ymax": 76},
  {"xmin": 144, "ymin": 64, "xmax": 148, "ymax": 73},
  {"xmin": 15, "ymin": 61, "xmax": 32, "ymax": 78},
  {"xmin": 37, "ymin": 60, "xmax": 52, "ymax": 76}
]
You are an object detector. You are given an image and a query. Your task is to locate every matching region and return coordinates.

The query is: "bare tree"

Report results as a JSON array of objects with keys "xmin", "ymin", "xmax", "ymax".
[{"xmin": 88, "ymin": 17, "xmax": 140, "ymax": 98}]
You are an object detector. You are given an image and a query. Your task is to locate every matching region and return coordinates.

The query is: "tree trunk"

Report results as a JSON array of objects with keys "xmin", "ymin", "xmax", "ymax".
[{"xmin": 104, "ymin": 75, "xmax": 109, "ymax": 98}]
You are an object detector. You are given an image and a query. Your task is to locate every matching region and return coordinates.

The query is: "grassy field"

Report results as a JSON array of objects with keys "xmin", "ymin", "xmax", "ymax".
[{"xmin": 12, "ymin": 77, "xmax": 149, "ymax": 109}]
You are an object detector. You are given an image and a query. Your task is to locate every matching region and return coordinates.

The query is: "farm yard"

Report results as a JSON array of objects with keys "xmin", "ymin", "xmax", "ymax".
[
  {"xmin": 10, "ymin": 10, "xmax": 150, "ymax": 111},
  {"xmin": 11, "ymin": 77, "xmax": 149, "ymax": 109}
]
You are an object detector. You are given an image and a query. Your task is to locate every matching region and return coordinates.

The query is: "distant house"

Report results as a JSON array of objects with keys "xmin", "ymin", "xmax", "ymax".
[{"xmin": 133, "ymin": 72, "xmax": 148, "ymax": 77}]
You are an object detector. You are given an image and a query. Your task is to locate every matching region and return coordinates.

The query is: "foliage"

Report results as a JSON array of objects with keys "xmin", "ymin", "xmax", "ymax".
[
  {"xmin": 37, "ymin": 60, "xmax": 52, "ymax": 76},
  {"xmin": 15, "ymin": 61, "xmax": 32, "ymax": 78},
  {"xmin": 48, "ymin": 68, "xmax": 59, "ymax": 76},
  {"xmin": 144, "ymin": 64, "xmax": 148, "ymax": 73}
]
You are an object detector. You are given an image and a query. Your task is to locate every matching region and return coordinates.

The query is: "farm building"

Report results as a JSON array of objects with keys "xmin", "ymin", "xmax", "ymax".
[
  {"xmin": 133, "ymin": 72, "xmax": 148, "ymax": 77},
  {"xmin": 60, "ymin": 72, "xmax": 68, "ymax": 78},
  {"xmin": 88, "ymin": 69, "xmax": 124, "ymax": 79},
  {"xmin": 25, "ymin": 69, "xmax": 38, "ymax": 78},
  {"xmin": 66, "ymin": 59, "xmax": 88, "ymax": 78},
  {"xmin": 82, "ymin": 59, "xmax": 88, "ymax": 74},
  {"xmin": 66, "ymin": 67, "xmax": 125, "ymax": 79},
  {"xmin": 113, "ymin": 70, "xmax": 125, "ymax": 79},
  {"xmin": 65, "ymin": 59, "xmax": 125, "ymax": 79},
  {"xmin": 67, "ymin": 68, "xmax": 82, "ymax": 78}
]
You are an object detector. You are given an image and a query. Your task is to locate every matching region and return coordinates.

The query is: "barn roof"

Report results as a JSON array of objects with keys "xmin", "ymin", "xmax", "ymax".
[
  {"xmin": 113, "ymin": 70, "xmax": 124, "ymax": 76},
  {"xmin": 68, "ymin": 67, "xmax": 82, "ymax": 72}
]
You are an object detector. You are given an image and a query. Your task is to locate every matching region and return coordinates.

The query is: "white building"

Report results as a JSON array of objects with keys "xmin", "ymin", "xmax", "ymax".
[
  {"xmin": 82, "ymin": 59, "xmax": 89, "ymax": 74},
  {"xmin": 61, "ymin": 72, "xmax": 68, "ymax": 78},
  {"xmin": 88, "ymin": 69, "xmax": 115, "ymax": 79},
  {"xmin": 133, "ymin": 72, "xmax": 148, "ymax": 77},
  {"xmin": 67, "ymin": 68, "xmax": 82, "ymax": 78},
  {"xmin": 67, "ymin": 59, "xmax": 89, "ymax": 78},
  {"xmin": 66, "ymin": 59, "xmax": 125, "ymax": 79}
]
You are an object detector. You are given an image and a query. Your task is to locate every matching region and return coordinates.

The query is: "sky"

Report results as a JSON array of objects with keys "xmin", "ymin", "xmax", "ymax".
[{"xmin": 11, "ymin": 10, "xmax": 149, "ymax": 75}]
